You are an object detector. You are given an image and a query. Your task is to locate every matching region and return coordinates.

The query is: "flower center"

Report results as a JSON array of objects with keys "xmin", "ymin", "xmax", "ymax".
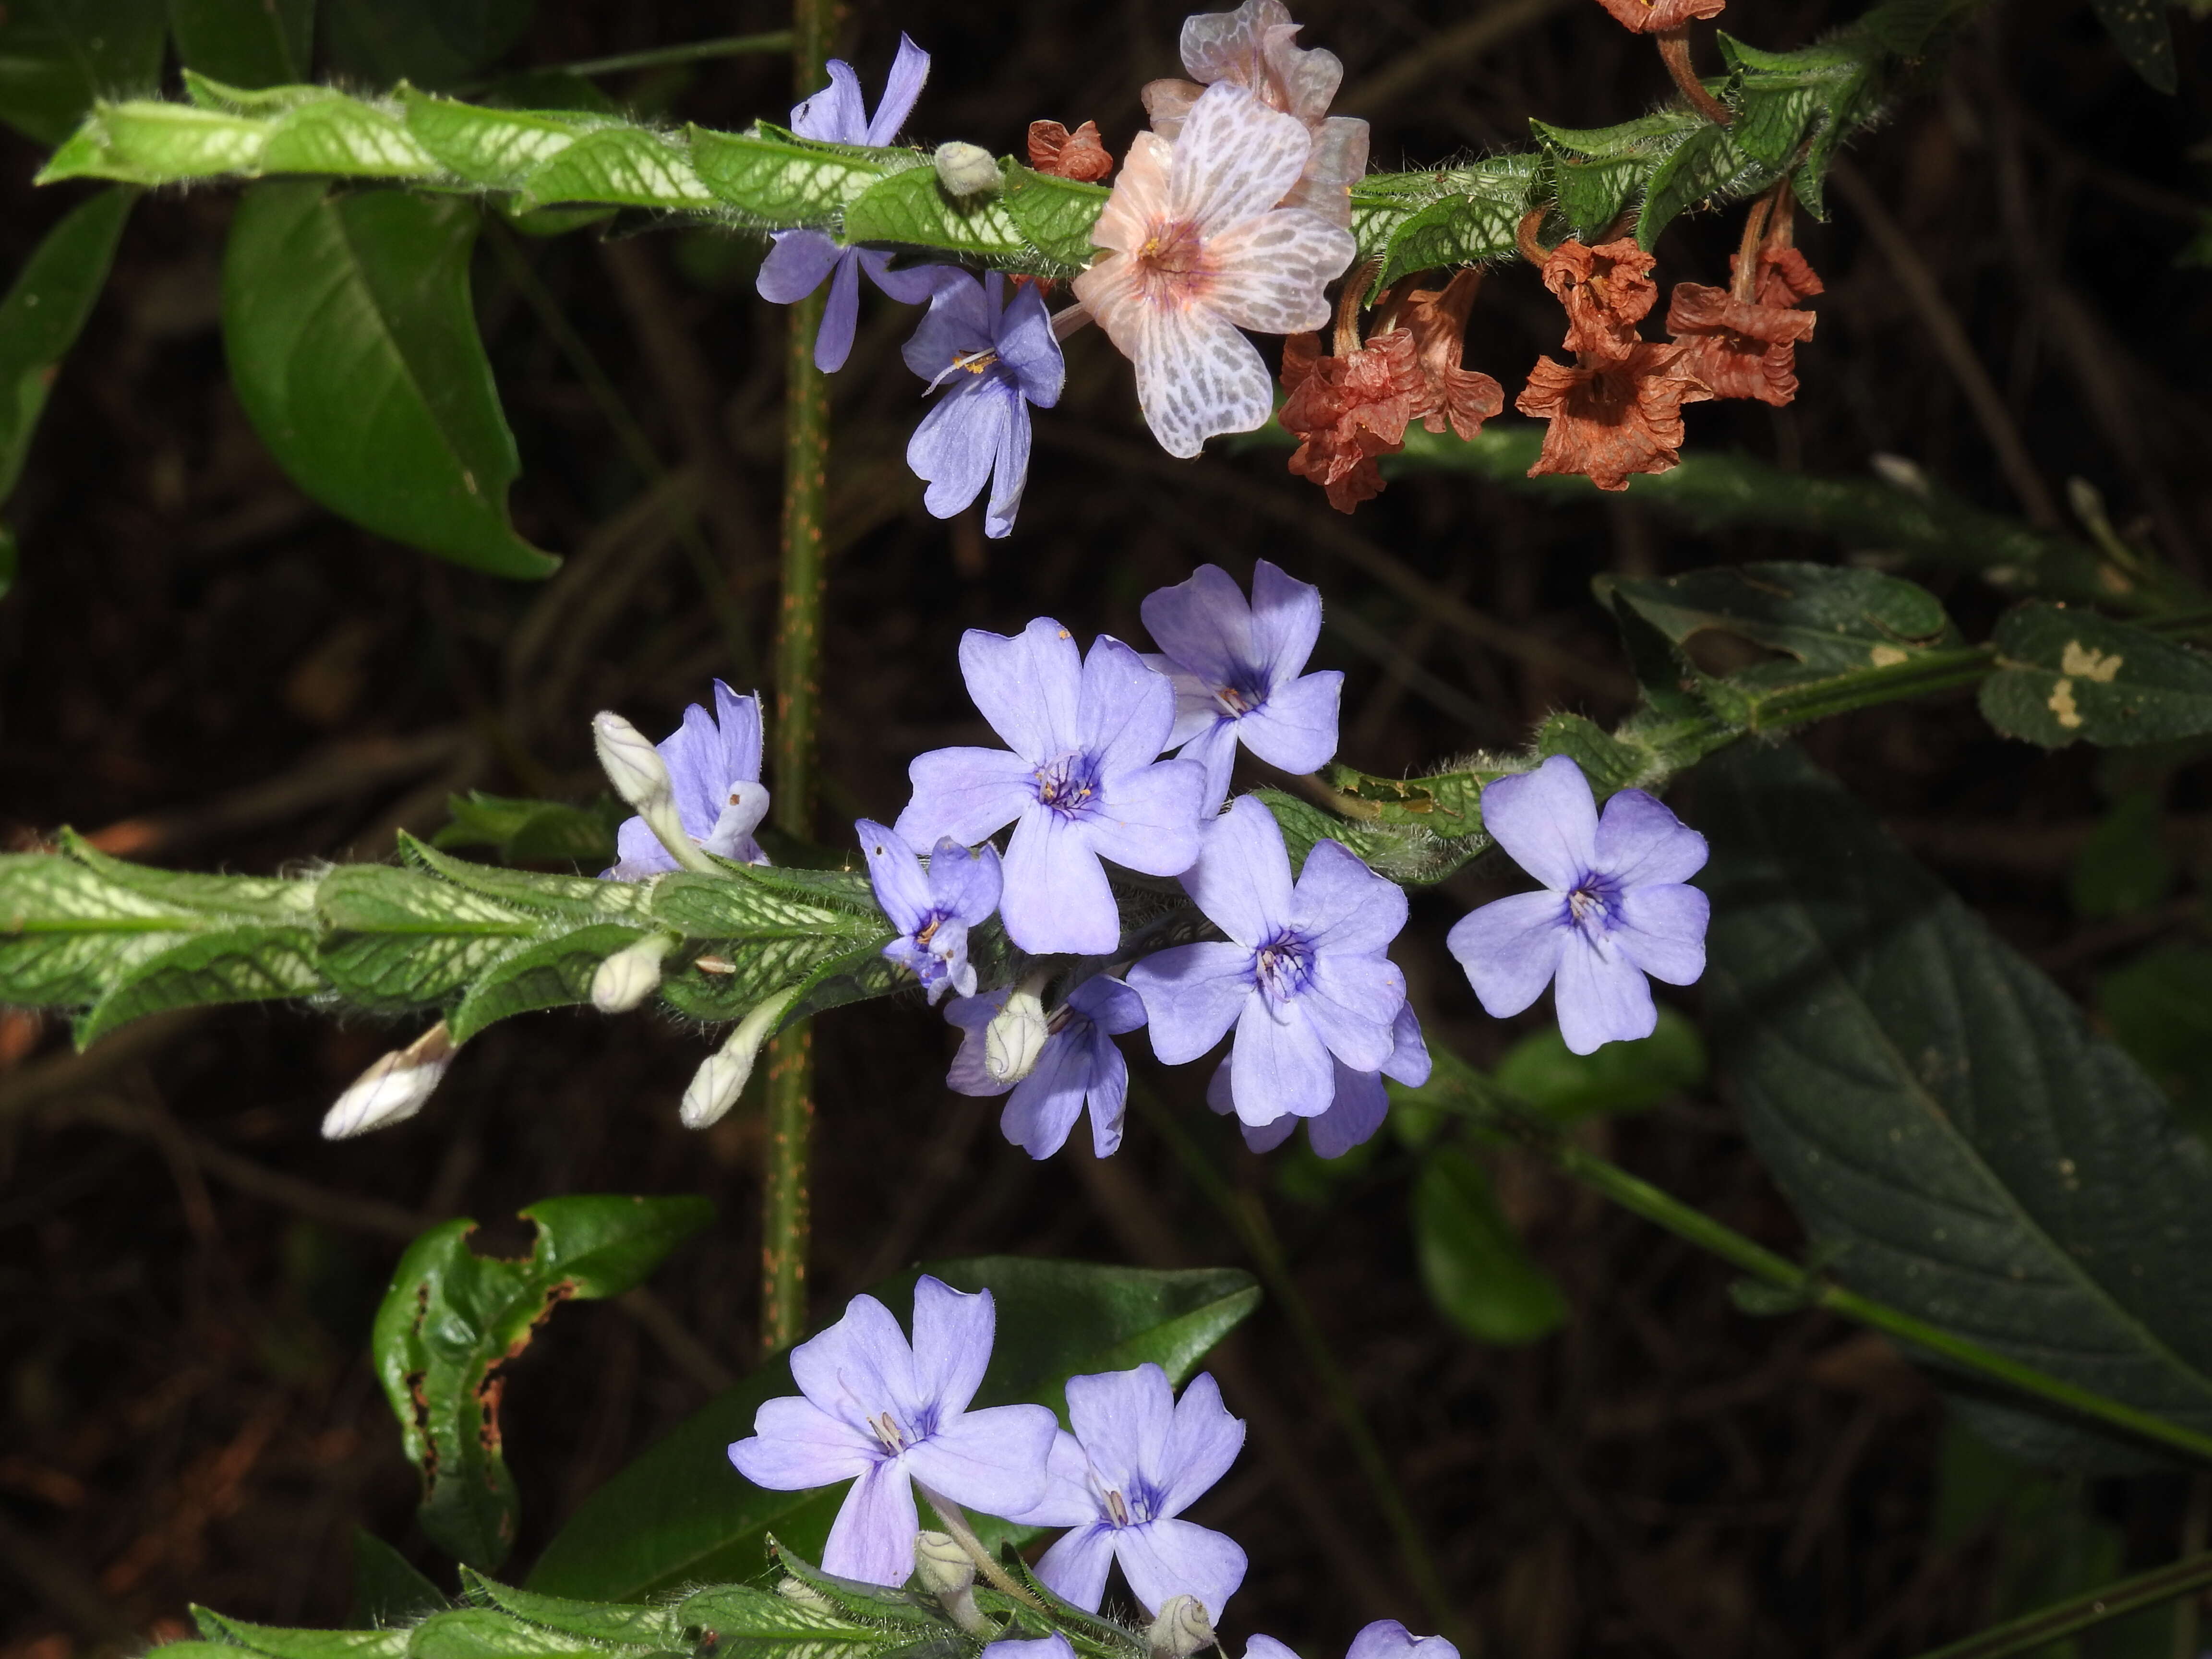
[
  {"xmin": 1254, "ymin": 928, "xmax": 1315, "ymax": 1002},
  {"xmin": 1211, "ymin": 665, "xmax": 1269, "ymax": 718},
  {"xmin": 871, "ymin": 1411, "xmax": 910, "ymax": 1455},
  {"xmin": 1136, "ymin": 220, "xmax": 1209, "ymax": 308},
  {"xmin": 915, "ymin": 914, "xmax": 942, "ymax": 946},
  {"xmin": 1567, "ymin": 873, "xmax": 1620, "ymax": 935},
  {"xmin": 1033, "ymin": 750, "xmax": 1104, "ymax": 821},
  {"xmin": 1104, "ymin": 1489, "xmax": 1131, "ymax": 1527},
  {"xmin": 1096, "ymin": 1476, "xmax": 1163, "ymax": 1528}
]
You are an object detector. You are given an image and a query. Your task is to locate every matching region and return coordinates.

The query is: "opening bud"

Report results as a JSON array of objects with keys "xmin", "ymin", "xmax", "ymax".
[
  {"xmin": 932, "ymin": 141, "xmax": 999, "ymax": 198},
  {"xmin": 985, "ymin": 976, "xmax": 1051, "ymax": 1084},
  {"xmin": 1146, "ymin": 1596, "xmax": 1216, "ymax": 1659},
  {"xmin": 592, "ymin": 933, "xmax": 678, "ymax": 1014},
  {"xmin": 914, "ymin": 1531, "xmax": 990, "ymax": 1634},
  {"xmin": 592, "ymin": 711, "xmax": 721, "ymax": 875},
  {"xmin": 681, "ymin": 984, "xmax": 802, "ymax": 1129},
  {"xmin": 323, "ymin": 1022, "xmax": 456, "ymax": 1140}
]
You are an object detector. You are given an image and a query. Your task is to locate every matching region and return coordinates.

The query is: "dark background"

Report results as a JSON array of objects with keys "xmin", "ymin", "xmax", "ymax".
[{"xmin": 3, "ymin": 0, "xmax": 2209, "ymax": 1654}]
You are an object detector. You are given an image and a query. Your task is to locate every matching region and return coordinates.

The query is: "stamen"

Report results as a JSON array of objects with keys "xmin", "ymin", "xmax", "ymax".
[
  {"xmin": 871, "ymin": 1411, "xmax": 909, "ymax": 1455},
  {"xmin": 1105, "ymin": 1489, "xmax": 1131, "ymax": 1528}
]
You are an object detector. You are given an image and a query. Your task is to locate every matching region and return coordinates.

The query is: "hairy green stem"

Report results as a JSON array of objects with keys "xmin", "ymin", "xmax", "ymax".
[
  {"xmin": 760, "ymin": 3, "xmax": 834, "ymax": 1357},
  {"xmin": 1903, "ymin": 1551, "xmax": 2212, "ymax": 1659},
  {"xmin": 1129, "ymin": 1082, "xmax": 1469, "ymax": 1647},
  {"xmin": 1431, "ymin": 1081, "xmax": 2212, "ymax": 1466}
]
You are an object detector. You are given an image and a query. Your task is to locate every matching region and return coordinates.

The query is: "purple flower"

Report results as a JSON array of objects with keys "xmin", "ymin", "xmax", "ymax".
[
  {"xmin": 946, "ymin": 975, "xmax": 1146, "ymax": 1158},
  {"xmin": 601, "ymin": 680, "xmax": 769, "ymax": 880},
  {"xmin": 1128, "ymin": 795, "xmax": 1407, "ymax": 1124},
  {"xmin": 1445, "ymin": 754, "xmax": 1709, "ymax": 1056},
  {"xmin": 904, "ymin": 273, "xmax": 1064, "ymax": 539},
  {"xmin": 895, "ymin": 619, "xmax": 1209, "ymax": 956},
  {"xmin": 1010, "ymin": 1364, "xmax": 1247, "ymax": 1619},
  {"xmin": 757, "ymin": 36, "xmax": 950, "ymax": 373},
  {"xmin": 858, "ymin": 820, "xmax": 1001, "ymax": 1005},
  {"xmin": 726, "ymin": 1275, "xmax": 1058, "ymax": 1587},
  {"xmin": 984, "ymin": 1641, "xmax": 1074, "ymax": 1659},
  {"xmin": 1142, "ymin": 561, "xmax": 1344, "ymax": 808},
  {"xmin": 1209, "ymin": 1002, "xmax": 1429, "ymax": 1158},
  {"xmin": 1247, "ymin": 1623, "xmax": 1459, "ymax": 1659}
]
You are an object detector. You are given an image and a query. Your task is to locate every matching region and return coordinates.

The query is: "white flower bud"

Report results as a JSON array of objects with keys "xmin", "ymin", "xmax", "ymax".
[
  {"xmin": 592, "ymin": 710, "xmax": 720, "ymax": 875},
  {"xmin": 913, "ymin": 1531, "xmax": 990, "ymax": 1635},
  {"xmin": 1146, "ymin": 1595, "xmax": 1215, "ymax": 1659},
  {"xmin": 680, "ymin": 985, "xmax": 802, "ymax": 1129},
  {"xmin": 591, "ymin": 934, "xmax": 677, "ymax": 1014},
  {"xmin": 984, "ymin": 980, "xmax": 1049, "ymax": 1084},
  {"xmin": 932, "ymin": 141, "xmax": 999, "ymax": 198},
  {"xmin": 1870, "ymin": 452, "xmax": 1930, "ymax": 497},
  {"xmin": 323, "ymin": 1022, "xmax": 456, "ymax": 1140}
]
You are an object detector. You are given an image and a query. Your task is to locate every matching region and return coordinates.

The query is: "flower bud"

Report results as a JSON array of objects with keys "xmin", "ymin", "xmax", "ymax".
[
  {"xmin": 681, "ymin": 985, "xmax": 802, "ymax": 1129},
  {"xmin": 984, "ymin": 980, "xmax": 1049, "ymax": 1084},
  {"xmin": 323, "ymin": 1022, "xmax": 456, "ymax": 1140},
  {"xmin": 913, "ymin": 1531, "xmax": 975, "ymax": 1599},
  {"xmin": 592, "ymin": 933, "xmax": 677, "ymax": 1014},
  {"xmin": 933, "ymin": 141, "xmax": 999, "ymax": 198},
  {"xmin": 593, "ymin": 710, "xmax": 719, "ymax": 875},
  {"xmin": 1146, "ymin": 1595, "xmax": 1215, "ymax": 1659}
]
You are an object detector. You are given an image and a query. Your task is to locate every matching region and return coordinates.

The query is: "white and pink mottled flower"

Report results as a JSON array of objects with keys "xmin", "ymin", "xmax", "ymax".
[
  {"xmin": 1072, "ymin": 82, "xmax": 1356, "ymax": 459},
  {"xmin": 1142, "ymin": 0, "xmax": 1370, "ymax": 228}
]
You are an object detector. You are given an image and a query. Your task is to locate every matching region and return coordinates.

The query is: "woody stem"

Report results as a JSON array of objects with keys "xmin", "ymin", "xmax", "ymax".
[{"xmin": 1656, "ymin": 26, "xmax": 1733, "ymax": 126}]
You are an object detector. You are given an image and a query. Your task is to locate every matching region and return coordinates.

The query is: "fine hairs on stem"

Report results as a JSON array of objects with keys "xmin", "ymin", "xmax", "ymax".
[{"xmin": 916, "ymin": 1483, "xmax": 1046, "ymax": 1607}]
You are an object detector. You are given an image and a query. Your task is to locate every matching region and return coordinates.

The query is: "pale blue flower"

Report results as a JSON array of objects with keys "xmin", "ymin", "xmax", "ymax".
[
  {"xmin": 904, "ymin": 272, "xmax": 1064, "ymax": 538},
  {"xmin": 601, "ymin": 680, "xmax": 769, "ymax": 879},
  {"xmin": 857, "ymin": 819, "xmax": 1001, "ymax": 1004},
  {"xmin": 946, "ymin": 975, "xmax": 1146, "ymax": 1158}
]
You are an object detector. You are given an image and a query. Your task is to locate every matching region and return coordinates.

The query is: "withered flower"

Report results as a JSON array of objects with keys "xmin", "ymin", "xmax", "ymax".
[
  {"xmin": 1589, "ymin": 0, "xmax": 1727, "ymax": 34},
  {"xmin": 1542, "ymin": 238, "xmax": 1660, "ymax": 361},
  {"xmin": 1396, "ymin": 269, "xmax": 1505, "ymax": 439},
  {"xmin": 1516, "ymin": 344, "xmax": 1714, "ymax": 492},
  {"xmin": 1666, "ymin": 245, "xmax": 1824, "ymax": 406},
  {"xmin": 1279, "ymin": 326, "xmax": 1424, "ymax": 512},
  {"xmin": 1027, "ymin": 120, "xmax": 1116, "ymax": 182}
]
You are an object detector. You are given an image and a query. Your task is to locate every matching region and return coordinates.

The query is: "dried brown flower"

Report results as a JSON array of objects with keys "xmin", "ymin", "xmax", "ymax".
[
  {"xmin": 1590, "ymin": 0, "xmax": 1727, "ymax": 34},
  {"xmin": 1396, "ymin": 269, "xmax": 1506, "ymax": 440},
  {"xmin": 1279, "ymin": 327, "xmax": 1425, "ymax": 513},
  {"xmin": 1542, "ymin": 239, "xmax": 1661, "ymax": 362},
  {"xmin": 1515, "ymin": 344, "xmax": 1714, "ymax": 491},
  {"xmin": 1026, "ymin": 120, "xmax": 1115, "ymax": 182},
  {"xmin": 1666, "ymin": 247, "xmax": 1824, "ymax": 405}
]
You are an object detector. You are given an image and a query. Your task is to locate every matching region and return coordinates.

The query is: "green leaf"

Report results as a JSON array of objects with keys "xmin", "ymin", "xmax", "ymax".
[
  {"xmin": 373, "ymin": 1195, "xmax": 712, "ymax": 1571},
  {"xmin": 445, "ymin": 921, "xmax": 649, "ymax": 1043},
  {"xmin": 323, "ymin": 0, "xmax": 534, "ymax": 91},
  {"xmin": 1635, "ymin": 123, "xmax": 1768, "ymax": 249},
  {"xmin": 511, "ymin": 128, "xmax": 715, "ymax": 212},
  {"xmin": 316, "ymin": 864, "xmax": 538, "ymax": 1010},
  {"xmin": 2099, "ymin": 946, "xmax": 2212, "ymax": 1141},
  {"xmin": 841, "ymin": 166, "xmax": 1030, "ymax": 265},
  {"xmin": 1547, "ymin": 150, "xmax": 1644, "ymax": 241},
  {"xmin": 432, "ymin": 792, "xmax": 624, "ymax": 867},
  {"xmin": 192, "ymin": 1609, "xmax": 409, "ymax": 1659},
  {"xmin": 36, "ymin": 101, "xmax": 272, "ymax": 185},
  {"xmin": 75, "ymin": 922, "xmax": 324, "ymax": 1045},
  {"xmin": 1372, "ymin": 184, "xmax": 1529, "ymax": 289},
  {"xmin": 460, "ymin": 1573, "xmax": 684, "ymax": 1647},
  {"xmin": 2090, "ymin": 0, "xmax": 2178, "ymax": 93},
  {"xmin": 406, "ymin": 1609, "xmax": 612, "ymax": 1659},
  {"xmin": 0, "ymin": 186, "xmax": 133, "ymax": 505},
  {"xmin": 262, "ymin": 99, "xmax": 442, "ymax": 178},
  {"xmin": 1702, "ymin": 742, "xmax": 2212, "ymax": 1468},
  {"xmin": 1980, "ymin": 604, "xmax": 2212, "ymax": 748},
  {"xmin": 0, "ymin": 523, "xmax": 14, "ymax": 598},
  {"xmin": 1413, "ymin": 1146, "xmax": 1569, "ymax": 1345},
  {"xmin": 999, "ymin": 164, "xmax": 1108, "ymax": 272},
  {"xmin": 2068, "ymin": 790, "xmax": 2176, "ymax": 920},
  {"xmin": 686, "ymin": 124, "xmax": 898, "ymax": 226},
  {"xmin": 0, "ymin": 0, "xmax": 167, "ymax": 146},
  {"xmin": 399, "ymin": 833, "xmax": 653, "ymax": 921},
  {"xmin": 527, "ymin": 1259, "xmax": 1260, "ymax": 1600},
  {"xmin": 1494, "ymin": 1005, "xmax": 1707, "ymax": 1122},
  {"xmin": 222, "ymin": 181, "xmax": 556, "ymax": 579},
  {"xmin": 168, "ymin": 0, "xmax": 315, "ymax": 88},
  {"xmin": 352, "ymin": 1528, "xmax": 448, "ymax": 1627},
  {"xmin": 401, "ymin": 91, "xmax": 591, "ymax": 188}
]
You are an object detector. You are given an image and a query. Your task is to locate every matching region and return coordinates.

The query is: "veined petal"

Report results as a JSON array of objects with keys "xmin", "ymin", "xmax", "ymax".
[
  {"xmin": 757, "ymin": 232, "xmax": 842, "ymax": 304},
  {"xmin": 1166, "ymin": 82, "xmax": 1311, "ymax": 235},
  {"xmin": 1140, "ymin": 78, "xmax": 1202, "ymax": 142},
  {"xmin": 1115, "ymin": 1516, "xmax": 1249, "ymax": 1621},
  {"xmin": 865, "ymin": 248, "xmax": 956, "ymax": 306},
  {"xmin": 910, "ymin": 1275, "xmax": 995, "ymax": 1417},
  {"xmin": 1281, "ymin": 116, "xmax": 1369, "ymax": 227},
  {"xmin": 1011, "ymin": 1429, "xmax": 1102, "ymax": 1527},
  {"xmin": 1179, "ymin": 0, "xmax": 1284, "ymax": 84},
  {"xmin": 1078, "ymin": 634, "xmax": 1178, "ymax": 775},
  {"xmin": 857, "ymin": 820, "xmax": 931, "ymax": 934},
  {"xmin": 728, "ymin": 1395, "xmax": 880, "ymax": 1489},
  {"xmin": 1230, "ymin": 994, "xmax": 1334, "ymax": 1122},
  {"xmin": 1066, "ymin": 1364, "xmax": 1176, "ymax": 1493},
  {"xmin": 1068, "ymin": 974, "xmax": 1147, "ymax": 1035},
  {"xmin": 864, "ymin": 34, "xmax": 932, "ymax": 147},
  {"xmin": 997, "ymin": 280, "xmax": 1065, "ymax": 408},
  {"xmin": 927, "ymin": 838, "xmax": 1003, "ymax": 926},
  {"xmin": 984, "ymin": 395, "xmax": 1032, "ymax": 540},
  {"xmin": 712, "ymin": 681, "xmax": 764, "ymax": 782},
  {"xmin": 1156, "ymin": 1371, "xmax": 1244, "ymax": 1515},
  {"xmin": 668, "ymin": 699, "xmax": 727, "ymax": 837},
  {"xmin": 1238, "ymin": 671, "xmax": 1340, "ymax": 777},
  {"xmin": 1298, "ymin": 951, "xmax": 1402, "ymax": 1073},
  {"xmin": 1445, "ymin": 890, "xmax": 1568, "ymax": 1018},
  {"xmin": 1179, "ymin": 719, "xmax": 1239, "ymax": 813},
  {"xmin": 1481, "ymin": 756, "xmax": 1599, "ymax": 892},
  {"xmin": 1130, "ymin": 292, "xmax": 1277, "ymax": 459},
  {"xmin": 1032, "ymin": 1524, "xmax": 1118, "ymax": 1612},
  {"xmin": 1127, "ymin": 941, "xmax": 1253, "ymax": 1064},
  {"xmin": 897, "ymin": 746, "xmax": 1036, "ymax": 847},
  {"xmin": 792, "ymin": 60, "xmax": 867, "ymax": 143},
  {"xmin": 1594, "ymin": 788, "xmax": 1709, "ymax": 887},
  {"xmin": 1090, "ymin": 132, "xmax": 1174, "ymax": 257},
  {"xmin": 1082, "ymin": 1028, "xmax": 1130, "ymax": 1156},
  {"xmin": 961, "ymin": 617, "xmax": 1084, "ymax": 759},
  {"xmin": 1085, "ymin": 757, "xmax": 1208, "ymax": 878},
  {"xmin": 1309, "ymin": 1063, "xmax": 1387, "ymax": 1159},
  {"xmin": 1142, "ymin": 564, "xmax": 1257, "ymax": 689},
  {"xmin": 1181, "ymin": 793, "xmax": 1293, "ymax": 946},
  {"xmin": 1381, "ymin": 1001, "xmax": 1431, "ymax": 1087},
  {"xmin": 904, "ymin": 1402, "xmax": 1058, "ymax": 1516},
  {"xmin": 1554, "ymin": 934, "xmax": 1656, "ymax": 1055},
  {"xmin": 814, "ymin": 253, "xmax": 863, "ymax": 373},
  {"xmin": 1612, "ymin": 882, "xmax": 1709, "ymax": 986},
  {"xmin": 902, "ymin": 272, "xmax": 995, "ymax": 380},
  {"xmin": 1248, "ymin": 560, "xmax": 1323, "ymax": 685},
  {"xmin": 1202, "ymin": 210, "xmax": 1355, "ymax": 336},
  {"xmin": 790, "ymin": 1293, "xmax": 921, "ymax": 1431},
  {"xmin": 910, "ymin": 380, "xmax": 1010, "ymax": 522},
  {"xmin": 945, "ymin": 991, "xmax": 1014, "ymax": 1098},
  {"xmin": 1000, "ymin": 1027, "xmax": 1094, "ymax": 1159},
  {"xmin": 1292, "ymin": 838, "xmax": 1407, "ymax": 955},
  {"xmin": 1003, "ymin": 808, "xmax": 1119, "ymax": 956},
  {"xmin": 821, "ymin": 1456, "xmax": 919, "ymax": 1586}
]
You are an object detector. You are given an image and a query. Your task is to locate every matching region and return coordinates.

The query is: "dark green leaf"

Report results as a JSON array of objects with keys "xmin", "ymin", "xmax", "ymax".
[
  {"xmin": 672, "ymin": 1584, "xmax": 909, "ymax": 1647},
  {"xmin": 262, "ymin": 99, "xmax": 442, "ymax": 177},
  {"xmin": 323, "ymin": 0, "xmax": 534, "ymax": 90},
  {"xmin": 0, "ymin": 523, "xmax": 15, "ymax": 598},
  {"xmin": 192, "ymin": 1609, "xmax": 409, "ymax": 1659},
  {"xmin": 1980, "ymin": 604, "xmax": 2212, "ymax": 748},
  {"xmin": 999, "ymin": 164, "xmax": 1108, "ymax": 272},
  {"xmin": 1703, "ymin": 742, "xmax": 2212, "ymax": 1468},
  {"xmin": 36, "ymin": 101, "xmax": 271, "ymax": 185},
  {"xmin": 1494, "ymin": 1005, "xmax": 1707, "ymax": 1121},
  {"xmin": 400, "ymin": 91, "xmax": 592, "ymax": 188},
  {"xmin": 2068, "ymin": 790, "xmax": 2176, "ymax": 920},
  {"xmin": 2099, "ymin": 946, "xmax": 2212, "ymax": 1141},
  {"xmin": 1413, "ymin": 1146, "xmax": 1568, "ymax": 1345},
  {"xmin": 460, "ymin": 1573, "xmax": 684, "ymax": 1647},
  {"xmin": 168, "ymin": 0, "xmax": 315, "ymax": 88},
  {"xmin": 406, "ymin": 1609, "xmax": 613, "ymax": 1659},
  {"xmin": 510, "ymin": 129, "xmax": 715, "ymax": 212},
  {"xmin": 841, "ymin": 166, "xmax": 1030, "ymax": 265},
  {"xmin": 431, "ymin": 792, "xmax": 623, "ymax": 867},
  {"xmin": 527, "ymin": 1258, "xmax": 1259, "ymax": 1600},
  {"xmin": 398, "ymin": 833, "xmax": 653, "ymax": 921},
  {"xmin": 1635, "ymin": 123, "xmax": 1768, "ymax": 249},
  {"xmin": 686, "ymin": 124, "xmax": 897, "ymax": 226},
  {"xmin": 1372, "ymin": 184, "xmax": 1528, "ymax": 289},
  {"xmin": 444, "ymin": 920, "xmax": 649, "ymax": 1042},
  {"xmin": 0, "ymin": 0, "xmax": 167, "ymax": 146},
  {"xmin": 75, "ymin": 922, "xmax": 324, "ymax": 1045},
  {"xmin": 222, "ymin": 182, "xmax": 556, "ymax": 579},
  {"xmin": 372, "ymin": 1195, "xmax": 712, "ymax": 1569},
  {"xmin": 2092, "ymin": 0, "xmax": 2179, "ymax": 90},
  {"xmin": 1547, "ymin": 150, "xmax": 1644, "ymax": 241},
  {"xmin": 316, "ymin": 864, "xmax": 539, "ymax": 1010},
  {"xmin": 0, "ymin": 187, "xmax": 133, "ymax": 505},
  {"xmin": 352, "ymin": 1528, "xmax": 448, "ymax": 1627}
]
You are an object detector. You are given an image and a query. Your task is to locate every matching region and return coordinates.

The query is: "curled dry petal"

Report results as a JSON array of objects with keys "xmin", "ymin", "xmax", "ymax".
[
  {"xmin": 1515, "ymin": 344, "xmax": 1714, "ymax": 492},
  {"xmin": 1589, "ymin": 0, "xmax": 1727, "ymax": 33},
  {"xmin": 1028, "ymin": 119, "xmax": 1116, "ymax": 182},
  {"xmin": 1278, "ymin": 328, "xmax": 1422, "ymax": 513},
  {"xmin": 1542, "ymin": 238, "xmax": 1660, "ymax": 361},
  {"xmin": 1396, "ymin": 269, "xmax": 1505, "ymax": 439},
  {"xmin": 1666, "ymin": 247, "xmax": 1825, "ymax": 406}
]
